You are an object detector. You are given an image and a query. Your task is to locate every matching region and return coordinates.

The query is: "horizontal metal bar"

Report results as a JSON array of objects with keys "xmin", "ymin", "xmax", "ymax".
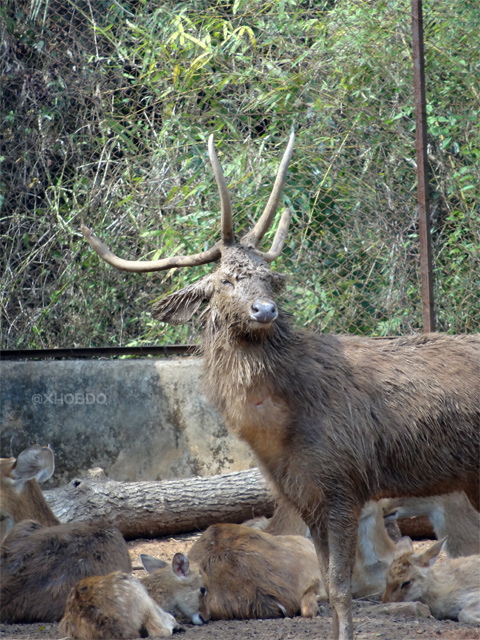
[{"xmin": 0, "ymin": 345, "xmax": 197, "ymax": 360}]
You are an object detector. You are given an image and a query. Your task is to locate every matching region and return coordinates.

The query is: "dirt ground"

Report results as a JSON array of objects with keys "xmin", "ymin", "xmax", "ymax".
[{"xmin": 1, "ymin": 534, "xmax": 479, "ymax": 640}]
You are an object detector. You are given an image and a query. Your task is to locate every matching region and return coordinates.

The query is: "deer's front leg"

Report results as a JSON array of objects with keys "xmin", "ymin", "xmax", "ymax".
[
  {"xmin": 328, "ymin": 505, "xmax": 360, "ymax": 640},
  {"xmin": 311, "ymin": 504, "xmax": 360, "ymax": 640}
]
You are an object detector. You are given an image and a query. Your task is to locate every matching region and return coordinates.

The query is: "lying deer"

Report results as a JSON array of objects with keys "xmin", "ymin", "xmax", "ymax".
[
  {"xmin": 0, "ymin": 445, "xmax": 132, "ymax": 623},
  {"xmin": 382, "ymin": 538, "xmax": 480, "ymax": 624},
  {"xmin": 0, "ymin": 444, "xmax": 58, "ymax": 541},
  {"xmin": 140, "ymin": 552, "xmax": 209, "ymax": 625},
  {"xmin": 60, "ymin": 571, "xmax": 181, "ymax": 639},
  {"xmin": 82, "ymin": 131, "xmax": 480, "ymax": 640},
  {"xmin": 187, "ymin": 501, "xmax": 412, "ymax": 619},
  {"xmin": 188, "ymin": 522, "xmax": 322, "ymax": 619},
  {"xmin": 383, "ymin": 492, "xmax": 480, "ymax": 557}
]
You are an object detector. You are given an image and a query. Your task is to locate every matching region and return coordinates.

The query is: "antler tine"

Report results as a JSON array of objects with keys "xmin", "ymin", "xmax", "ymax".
[
  {"xmin": 242, "ymin": 131, "xmax": 295, "ymax": 248},
  {"xmin": 258, "ymin": 208, "xmax": 292, "ymax": 263},
  {"xmin": 81, "ymin": 224, "xmax": 221, "ymax": 272},
  {"xmin": 208, "ymin": 134, "xmax": 234, "ymax": 245}
]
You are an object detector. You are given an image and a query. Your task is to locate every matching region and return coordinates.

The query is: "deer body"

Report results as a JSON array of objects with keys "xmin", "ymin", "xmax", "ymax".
[
  {"xmin": 188, "ymin": 501, "xmax": 411, "ymax": 619},
  {"xmin": 82, "ymin": 132, "xmax": 480, "ymax": 640},
  {"xmin": 382, "ymin": 539, "xmax": 480, "ymax": 624},
  {"xmin": 60, "ymin": 571, "xmax": 179, "ymax": 640},
  {"xmin": 383, "ymin": 492, "xmax": 480, "ymax": 557},
  {"xmin": 0, "ymin": 446, "xmax": 132, "ymax": 623},
  {"xmin": 188, "ymin": 522, "xmax": 322, "ymax": 619}
]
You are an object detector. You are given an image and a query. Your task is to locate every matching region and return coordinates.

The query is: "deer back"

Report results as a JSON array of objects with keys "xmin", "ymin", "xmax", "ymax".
[
  {"xmin": 0, "ymin": 518, "xmax": 132, "ymax": 622},
  {"xmin": 140, "ymin": 552, "xmax": 209, "ymax": 625},
  {"xmin": 382, "ymin": 538, "xmax": 480, "ymax": 622},
  {"xmin": 188, "ymin": 523, "xmax": 322, "ymax": 619},
  {"xmin": 60, "ymin": 571, "xmax": 178, "ymax": 640},
  {"xmin": 383, "ymin": 492, "xmax": 480, "ymax": 557},
  {"xmin": 0, "ymin": 445, "xmax": 58, "ymax": 541}
]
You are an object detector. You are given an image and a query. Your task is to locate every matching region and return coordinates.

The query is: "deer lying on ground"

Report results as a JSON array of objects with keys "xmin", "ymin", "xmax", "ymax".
[
  {"xmin": 382, "ymin": 538, "xmax": 480, "ymax": 624},
  {"xmin": 82, "ymin": 131, "xmax": 480, "ymax": 640},
  {"xmin": 383, "ymin": 492, "xmax": 480, "ymax": 558},
  {"xmin": 0, "ymin": 445, "xmax": 132, "ymax": 623},
  {"xmin": 188, "ymin": 500, "xmax": 411, "ymax": 620},
  {"xmin": 140, "ymin": 552, "xmax": 209, "ymax": 625},
  {"xmin": 0, "ymin": 444, "xmax": 58, "ymax": 541},
  {"xmin": 188, "ymin": 522, "xmax": 322, "ymax": 619},
  {"xmin": 60, "ymin": 571, "xmax": 181, "ymax": 640}
]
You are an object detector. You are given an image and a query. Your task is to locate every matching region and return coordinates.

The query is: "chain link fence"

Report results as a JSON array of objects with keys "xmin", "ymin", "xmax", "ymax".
[{"xmin": 1, "ymin": 0, "xmax": 479, "ymax": 350}]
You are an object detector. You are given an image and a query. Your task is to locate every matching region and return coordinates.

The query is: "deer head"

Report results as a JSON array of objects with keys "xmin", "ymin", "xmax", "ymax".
[{"xmin": 81, "ymin": 133, "xmax": 295, "ymax": 338}]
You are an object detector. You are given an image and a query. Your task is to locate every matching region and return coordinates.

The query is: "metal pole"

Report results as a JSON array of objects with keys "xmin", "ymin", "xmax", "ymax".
[{"xmin": 411, "ymin": 0, "xmax": 435, "ymax": 332}]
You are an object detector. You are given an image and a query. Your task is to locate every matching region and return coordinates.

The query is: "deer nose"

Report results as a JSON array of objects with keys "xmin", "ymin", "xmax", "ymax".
[{"xmin": 250, "ymin": 300, "xmax": 278, "ymax": 324}]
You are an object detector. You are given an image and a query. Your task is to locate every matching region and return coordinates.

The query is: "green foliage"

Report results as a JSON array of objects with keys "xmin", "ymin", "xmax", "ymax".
[{"xmin": 1, "ymin": 0, "xmax": 479, "ymax": 349}]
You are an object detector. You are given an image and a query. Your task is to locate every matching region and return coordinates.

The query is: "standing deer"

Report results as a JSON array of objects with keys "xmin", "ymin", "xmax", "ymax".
[
  {"xmin": 81, "ymin": 132, "xmax": 480, "ymax": 640},
  {"xmin": 0, "ymin": 445, "xmax": 132, "ymax": 623}
]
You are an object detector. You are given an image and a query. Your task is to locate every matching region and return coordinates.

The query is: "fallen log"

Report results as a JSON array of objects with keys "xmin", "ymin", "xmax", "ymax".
[{"xmin": 44, "ymin": 468, "xmax": 275, "ymax": 540}]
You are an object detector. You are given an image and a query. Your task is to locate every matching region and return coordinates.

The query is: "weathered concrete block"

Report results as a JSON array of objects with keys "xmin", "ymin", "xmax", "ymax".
[{"xmin": 0, "ymin": 358, "xmax": 255, "ymax": 486}]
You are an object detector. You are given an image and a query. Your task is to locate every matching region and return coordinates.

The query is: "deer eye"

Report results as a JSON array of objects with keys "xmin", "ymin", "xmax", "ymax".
[
  {"xmin": 220, "ymin": 279, "xmax": 234, "ymax": 288},
  {"xmin": 400, "ymin": 580, "xmax": 411, "ymax": 589},
  {"xmin": 200, "ymin": 586, "xmax": 207, "ymax": 596}
]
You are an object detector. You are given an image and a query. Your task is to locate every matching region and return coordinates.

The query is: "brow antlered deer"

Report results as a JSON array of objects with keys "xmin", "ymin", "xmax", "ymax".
[
  {"xmin": 382, "ymin": 538, "xmax": 480, "ymax": 624},
  {"xmin": 383, "ymin": 492, "xmax": 480, "ymax": 558},
  {"xmin": 60, "ymin": 571, "xmax": 181, "ymax": 640},
  {"xmin": 82, "ymin": 132, "xmax": 480, "ymax": 640},
  {"xmin": 0, "ymin": 445, "xmax": 132, "ymax": 623},
  {"xmin": 139, "ymin": 552, "xmax": 209, "ymax": 625}
]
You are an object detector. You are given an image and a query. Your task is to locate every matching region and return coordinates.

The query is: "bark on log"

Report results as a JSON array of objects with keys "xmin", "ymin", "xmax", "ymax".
[
  {"xmin": 397, "ymin": 515, "xmax": 435, "ymax": 540},
  {"xmin": 44, "ymin": 469, "xmax": 275, "ymax": 540}
]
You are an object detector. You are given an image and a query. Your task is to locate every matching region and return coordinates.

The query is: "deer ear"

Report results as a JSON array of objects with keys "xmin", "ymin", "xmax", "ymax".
[
  {"xmin": 172, "ymin": 552, "xmax": 190, "ymax": 578},
  {"xmin": 11, "ymin": 445, "xmax": 55, "ymax": 491},
  {"xmin": 152, "ymin": 276, "xmax": 214, "ymax": 325},
  {"xmin": 140, "ymin": 554, "xmax": 168, "ymax": 573},
  {"xmin": 414, "ymin": 537, "xmax": 447, "ymax": 567}
]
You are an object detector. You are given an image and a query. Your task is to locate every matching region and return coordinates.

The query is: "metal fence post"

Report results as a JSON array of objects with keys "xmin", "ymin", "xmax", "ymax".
[{"xmin": 411, "ymin": 0, "xmax": 435, "ymax": 332}]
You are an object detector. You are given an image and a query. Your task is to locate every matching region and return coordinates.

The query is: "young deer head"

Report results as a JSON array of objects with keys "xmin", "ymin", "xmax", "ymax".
[
  {"xmin": 382, "ymin": 537, "xmax": 480, "ymax": 624},
  {"xmin": 0, "ymin": 445, "xmax": 58, "ymax": 541},
  {"xmin": 81, "ymin": 132, "xmax": 295, "ymax": 344},
  {"xmin": 140, "ymin": 552, "xmax": 209, "ymax": 626}
]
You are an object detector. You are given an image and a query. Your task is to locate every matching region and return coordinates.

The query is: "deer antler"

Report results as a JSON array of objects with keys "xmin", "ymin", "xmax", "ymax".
[
  {"xmin": 208, "ymin": 135, "xmax": 234, "ymax": 245},
  {"xmin": 81, "ymin": 224, "xmax": 221, "ymax": 272},
  {"xmin": 81, "ymin": 132, "xmax": 294, "ymax": 271},
  {"xmin": 241, "ymin": 131, "xmax": 295, "ymax": 249}
]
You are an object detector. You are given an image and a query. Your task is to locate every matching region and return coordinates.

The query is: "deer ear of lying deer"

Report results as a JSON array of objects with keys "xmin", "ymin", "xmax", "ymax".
[
  {"xmin": 140, "ymin": 554, "xmax": 168, "ymax": 573},
  {"xmin": 414, "ymin": 537, "xmax": 447, "ymax": 568},
  {"xmin": 152, "ymin": 277, "xmax": 215, "ymax": 325},
  {"xmin": 172, "ymin": 552, "xmax": 191, "ymax": 578},
  {"xmin": 393, "ymin": 536, "xmax": 414, "ymax": 559},
  {"xmin": 10, "ymin": 445, "xmax": 55, "ymax": 491}
]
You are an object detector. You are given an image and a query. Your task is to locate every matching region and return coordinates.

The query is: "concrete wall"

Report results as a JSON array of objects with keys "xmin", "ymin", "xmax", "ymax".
[{"xmin": 0, "ymin": 358, "xmax": 255, "ymax": 486}]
